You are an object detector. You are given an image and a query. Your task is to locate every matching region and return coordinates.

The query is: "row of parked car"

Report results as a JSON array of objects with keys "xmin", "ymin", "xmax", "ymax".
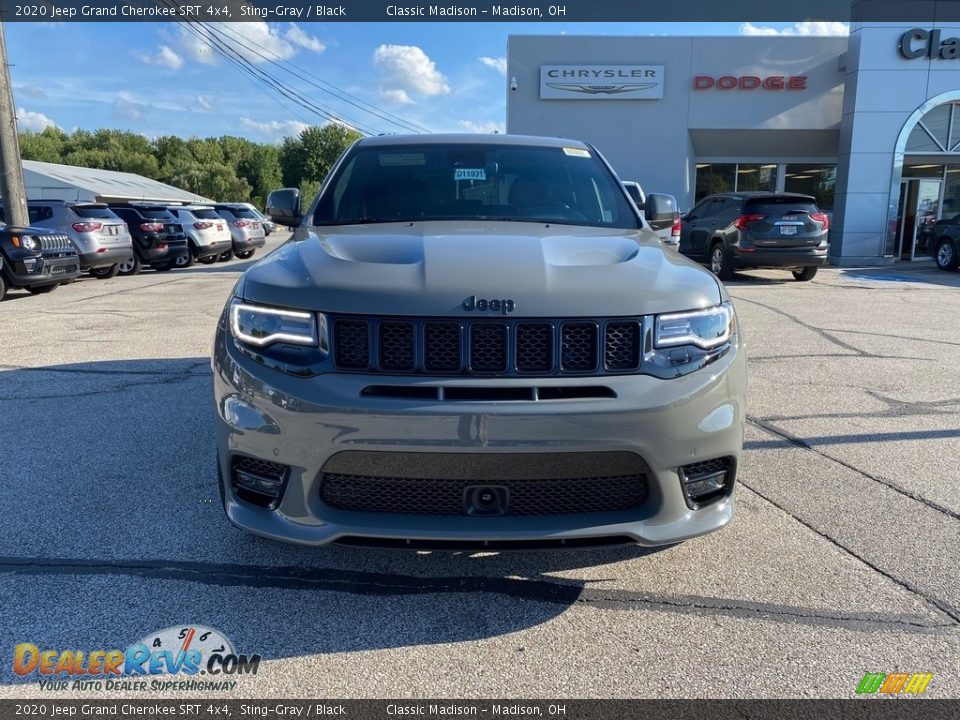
[{"xmin": 0, "ymin": 200, "xmax": 275, "ymax": 300}]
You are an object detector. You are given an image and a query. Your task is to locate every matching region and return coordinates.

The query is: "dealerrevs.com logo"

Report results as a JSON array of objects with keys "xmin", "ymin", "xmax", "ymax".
[{"xmin": 13, "ymin": 626, "xmax": 261, "ymax": 692}]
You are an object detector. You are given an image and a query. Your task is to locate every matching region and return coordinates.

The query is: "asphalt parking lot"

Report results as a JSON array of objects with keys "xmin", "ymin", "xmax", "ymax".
[{"xmin": 0, "ymin": 234, "xmax": 958, "ymax": 699}]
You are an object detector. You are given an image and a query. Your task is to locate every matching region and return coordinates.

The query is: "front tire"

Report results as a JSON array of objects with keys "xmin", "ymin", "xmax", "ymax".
[
  {"xmin": 935, "ymin": 238, "xmax": 959, "ymax": 271},
  {"xmin": 118, "ymin": 255, "xmax": 142, "ymax": 276},
  {"xmin": 792, "ymin": 266, "xmax": 819, "ymax": 281},
  {"xmin": 197, "ymin": 254, "xmax": 218, "ymax": 265},
  {"xmin": 219, "ymin": 249, "xmax": 235, "ymax": 262},
  {"xmin": 234, "ymin": 249, "xmax": 255, "ymax": 260},
  {"xmin": 709, "ymin": 242, "xmax": 735, "ymax": 280},
  {"xmin": 0, "ymin": 273, "xmax": 7, "ymax": 301},
  {"xmin": 26, "ymin": 283, "xmax": 59, "ymax": 294},
  {"xmin": 174, "ymin": 252, "xmax": 193, "ymax": 269},
  {"xmin": 152, "ymin": 261, "xmax": 174, "ymax": 272},
  {"xmin": 89, "ymin": 264, "xmax": 120, "ymax": 279}
]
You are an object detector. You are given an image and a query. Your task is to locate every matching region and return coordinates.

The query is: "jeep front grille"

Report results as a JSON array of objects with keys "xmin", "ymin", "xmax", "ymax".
[
  {"xmin": 39, "ymin": 234, "xmax": 74, "ymax": 254},
  {"xmin": 331, "ymin": 316, "xmax": 643, "ymax": 377}
]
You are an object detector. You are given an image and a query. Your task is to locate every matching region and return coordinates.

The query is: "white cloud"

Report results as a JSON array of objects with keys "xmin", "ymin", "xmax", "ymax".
[
  {"xmin": 373, "ymin": 44, "xmax": 450, "ymax": 99},
  {"xmin": 176, "ymin": 22, "xmax": 324, "ymax": 66},
  {"xmin": 114, "ymin": 95, "xmax": 149, "ymax": 122},
  {"xmin": 381, "ymin": 88, "xmax": 414, "ymax": 105},
  {"xmin": 459, "ymin": 120, "xmax": 505, "ymax": 134},
  {"xmin": 135, "ymin": 45, "xmax": 184, "ymax": 70},
  {"xmin": 18, "ymin": 109, "xmax": 57, "ymax": 132},
  {"xmin": 240, "ymin": 117, "xmax": 311, "ymax": 141},
  {"xmin": 740, "ymin": 21, "xmax": 849, "ymax": 36},
  {"xmin": 286, "ymin": 24, "xmax": 325, "ymax": 53},
  {"xmin": 196, "ymin": 95, "xmax": 216, "ymax": 112},
  {"xmin": 479, "ymin": 56, "xmax": 507, "ymax": 76},
  {"xmin": 15, "ymin": 85, "xmax": 47, "ymax": 100}
]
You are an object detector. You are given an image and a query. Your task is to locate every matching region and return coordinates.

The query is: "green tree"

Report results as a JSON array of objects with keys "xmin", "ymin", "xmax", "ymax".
[
  {"xmin": 279, "ymin": 123, "xmax": 360, "ymax": 190},
  {"xmin": 19, "ymin": 126, "xmax": 67, "ymax": 163}
]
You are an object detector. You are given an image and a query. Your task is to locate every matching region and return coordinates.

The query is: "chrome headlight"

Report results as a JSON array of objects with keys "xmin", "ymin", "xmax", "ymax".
[
  {"xmin": 655, "ymin": 302, "xmax": 736, "ymax": 350},
  {"xmin": 229, "ymin": 299, "xmax": 323, "ymax": 349},
  {"xmin": 20, "ymin": 235, "xmax": 39, "ymax": 252}
]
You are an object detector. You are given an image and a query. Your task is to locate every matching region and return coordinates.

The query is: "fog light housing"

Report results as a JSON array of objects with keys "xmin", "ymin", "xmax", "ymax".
[
  {"xmin": 231, "ymin": 456, "xmax": 290, "ymax": 510},
  {"xmin": 679, "ymin": 457, "xmax": 735, "ymax": 509},
  {"xmin": 22, "ymin": 258, "xmax": 39, "ymax": 273}
]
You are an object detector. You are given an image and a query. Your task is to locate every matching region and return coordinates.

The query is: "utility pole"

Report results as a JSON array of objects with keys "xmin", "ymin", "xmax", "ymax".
[{"xmin": 0, "ymin": 21, "xmax": 28, "ymax": 227}]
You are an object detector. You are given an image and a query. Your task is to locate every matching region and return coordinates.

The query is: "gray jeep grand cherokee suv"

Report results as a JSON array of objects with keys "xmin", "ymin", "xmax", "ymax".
[{"xmin": 213, "ymin": 134, "xmax": 746, "ymax": 548}]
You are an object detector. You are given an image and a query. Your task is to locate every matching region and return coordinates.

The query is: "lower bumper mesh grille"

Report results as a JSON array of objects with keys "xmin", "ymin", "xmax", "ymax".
[{"xmin": 320, "ymin": 472, "xmax": 649, "ymax": 516}]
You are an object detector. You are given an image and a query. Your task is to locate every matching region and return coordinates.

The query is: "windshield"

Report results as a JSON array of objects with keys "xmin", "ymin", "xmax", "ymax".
[
  {"xmin": 745, "ymin": 198, "xmax": 819, "ymax": 216},
  {"xmin": 140, "ymin": 209, "xmax": 177, "ymax": 220},
  {"xmin": 73, "ymin": 205, "xmax": 119, "ymax": 220},
  {"xmin": 313, "ymin": 143, "xmax": 639, "ymax": 229}
]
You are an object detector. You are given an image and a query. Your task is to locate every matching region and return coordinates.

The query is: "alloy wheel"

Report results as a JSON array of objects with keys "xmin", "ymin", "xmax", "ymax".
[{"xmin": 937, "ymin": 241, "xmax": 955, "ymax": 269}]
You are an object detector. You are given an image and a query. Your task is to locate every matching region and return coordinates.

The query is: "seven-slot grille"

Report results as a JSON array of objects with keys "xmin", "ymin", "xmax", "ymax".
[
  {"xmin": 331, "ymin": 316, "xmax": 643, "ymax": 376},
  {"xmin": 38, "ymin": 234, "xmax": 73, "ymax": 254}
]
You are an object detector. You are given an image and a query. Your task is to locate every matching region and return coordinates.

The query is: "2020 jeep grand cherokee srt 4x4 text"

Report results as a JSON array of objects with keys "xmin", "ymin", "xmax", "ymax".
[{"xmin": 212, "ymin": 134, "xmax": 747, "ymax": 549}]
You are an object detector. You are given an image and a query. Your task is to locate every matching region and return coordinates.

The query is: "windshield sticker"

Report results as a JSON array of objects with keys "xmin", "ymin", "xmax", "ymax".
[
  {"xmin": 563, "ymin": 147, "xmax": 591, "ymax": 157},
  {"xmin": 454, "ymin": 168, "xmax": 486, "ymax": 181},
  {"xmin": 379, "ymin": 153, "xmax": 426, "ymax": 166}
]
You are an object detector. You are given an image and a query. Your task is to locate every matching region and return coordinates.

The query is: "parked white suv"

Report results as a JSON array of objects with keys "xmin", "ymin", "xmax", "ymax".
[{"xmin": 167, "ymin": 206, "xmax": 233, "ymax": 267}]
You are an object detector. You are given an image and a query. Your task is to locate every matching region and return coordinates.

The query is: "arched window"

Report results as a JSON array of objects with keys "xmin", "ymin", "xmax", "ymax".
[{"xmin": 905, "ymin": 102, "xmax": 960, "ymax": 153}]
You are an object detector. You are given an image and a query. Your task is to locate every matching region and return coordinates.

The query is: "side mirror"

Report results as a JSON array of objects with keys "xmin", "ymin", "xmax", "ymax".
[
  {"xmin": 645, "ymin": 193, "xmax": 679, "ymax": 230},
  {"xmin": 266, "ymin": 188, "xmax": 302, "ymax": 226}
]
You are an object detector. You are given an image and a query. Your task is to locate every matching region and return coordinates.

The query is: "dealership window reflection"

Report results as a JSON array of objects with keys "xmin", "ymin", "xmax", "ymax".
[
  {"xmin": 695, "ymin": 163, "xmax": 836, "ymax": 212},
  {"xmin": 784, "ymin": 165, "xmax": 836, "ymax": 211},
  {"xmin": 694, "ymin": 163, "xmax": 777, "ymax": 202}
]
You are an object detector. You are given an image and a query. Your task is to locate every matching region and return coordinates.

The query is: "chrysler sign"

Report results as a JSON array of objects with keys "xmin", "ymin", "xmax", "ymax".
[{"xmin": 540, "ymin": 65, "xmax": 664, "ymax": 100}]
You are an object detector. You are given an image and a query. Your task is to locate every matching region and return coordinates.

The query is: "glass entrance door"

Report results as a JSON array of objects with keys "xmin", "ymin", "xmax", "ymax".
[{"xmin": 895, "ymin": 178, "xmax": 942, "ymax": 260}]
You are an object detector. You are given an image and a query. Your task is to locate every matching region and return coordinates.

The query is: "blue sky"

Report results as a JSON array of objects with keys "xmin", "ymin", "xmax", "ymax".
[{"xmin": 6, "ymin": 21, "xmax": 848, "ymax": 142}]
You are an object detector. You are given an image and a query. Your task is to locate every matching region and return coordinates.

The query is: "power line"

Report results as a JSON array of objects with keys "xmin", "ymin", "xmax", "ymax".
[
  {"xmin": 161, "ymin": 9, "xmax": 377, "ymax": 135},
  {"xmin": 215, "ymin": 23, "xmax": 431, "ymax": 134}
]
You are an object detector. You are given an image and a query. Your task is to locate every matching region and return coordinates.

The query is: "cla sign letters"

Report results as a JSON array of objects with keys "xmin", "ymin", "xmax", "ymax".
[
  {"xmin": 898, "ymin": 29, "xmax": 960, "ymax": 60},
  {"xmin": 693, "ymin": 76, "xmax": 807, "ymax": 91}
]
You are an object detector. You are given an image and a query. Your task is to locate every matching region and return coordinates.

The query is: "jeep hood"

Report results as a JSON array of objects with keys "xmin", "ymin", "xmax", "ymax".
[{"xmin": 239, "ymin": 221, "xmax": 721, "ymax": 317}]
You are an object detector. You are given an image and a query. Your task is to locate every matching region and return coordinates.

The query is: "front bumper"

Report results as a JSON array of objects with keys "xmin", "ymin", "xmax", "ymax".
[
  {"xmin": 2, "ymin": 253, "xmax": 80, "ymax": 287},
  {"xmin": 733, "ymin": 245, "xmax": 829, "ymax": 269},
  {"xmin": 213, "ymin": 325, "xmax": 747, "ymax": 548},
  {"xmin": 79, "ymin": 246, "xmax": 134, "ymax": 270}
]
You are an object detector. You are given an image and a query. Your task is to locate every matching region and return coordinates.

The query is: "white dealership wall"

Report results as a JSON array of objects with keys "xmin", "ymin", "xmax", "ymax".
[{"xmin": 506, "ymin": 16, "xmax": 960, "ymax": 265}]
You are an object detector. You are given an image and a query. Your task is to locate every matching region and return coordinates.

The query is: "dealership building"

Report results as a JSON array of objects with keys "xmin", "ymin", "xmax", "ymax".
[{"xmin": 506, "ymin": 20, "xmax": 960, "ymax": 265}]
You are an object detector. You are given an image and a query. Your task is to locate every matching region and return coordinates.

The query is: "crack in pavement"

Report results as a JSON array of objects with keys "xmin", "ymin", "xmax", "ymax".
[
  {"xmin": 0, "ymin": 364, "xmax": 210, "ymax": 401},
  {"xmin": 756, "ymin": 397, "xmax": 960, "ymax": 423},
  {"xmin": 730, "ymin": 296, "xmax": 876, "ymax": 357},
  {"xmin": 748, "ymin": 353, "xmax": 935, "ymax": 363},
  {"xmin": 819, "ymin": 327, "xmax": 960, "ymax": 349},
  {"xmin": 0, "ymin": 556, "xmax": 953, "ymax": 634},
  {"xmin": 739, "ymin": 477, "xmax": 960, "ymax": 626},
  {"xmin": 747, "ymin": 416, "xmax": 960, "ymax": 522}
]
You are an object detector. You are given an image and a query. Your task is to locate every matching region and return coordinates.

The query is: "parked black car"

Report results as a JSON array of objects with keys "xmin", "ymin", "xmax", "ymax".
[
  {"xmin": 107, "ymin": 203, "xmax": 189, "ymax": 276},
  {"xmin": 679, "ymin": 192, "xmax": 830, "ymax": 281},
  {"xmin": 925, "ymin": 215, "xmax": 960, "ymax": 271},
  {"xmin": 0, "ymin": 224, "xmax": 81, "ymax": 301}
]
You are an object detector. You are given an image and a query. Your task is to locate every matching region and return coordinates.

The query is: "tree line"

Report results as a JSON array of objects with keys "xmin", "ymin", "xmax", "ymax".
[{"xmin": 18, "ymin": 125, "xmax": 362, "ymax": 209}]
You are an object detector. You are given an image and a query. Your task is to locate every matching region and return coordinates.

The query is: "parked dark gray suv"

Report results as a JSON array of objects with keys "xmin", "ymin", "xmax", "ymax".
[{"xmin": 679, "ymin": 192, "xmax": 829, "ymax": 281}]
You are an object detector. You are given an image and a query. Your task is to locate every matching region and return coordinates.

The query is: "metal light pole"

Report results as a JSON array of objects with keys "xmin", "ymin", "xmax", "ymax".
[{"xmin": 0, "ymin": 21, "xmax": 28, "ymax": 227}]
